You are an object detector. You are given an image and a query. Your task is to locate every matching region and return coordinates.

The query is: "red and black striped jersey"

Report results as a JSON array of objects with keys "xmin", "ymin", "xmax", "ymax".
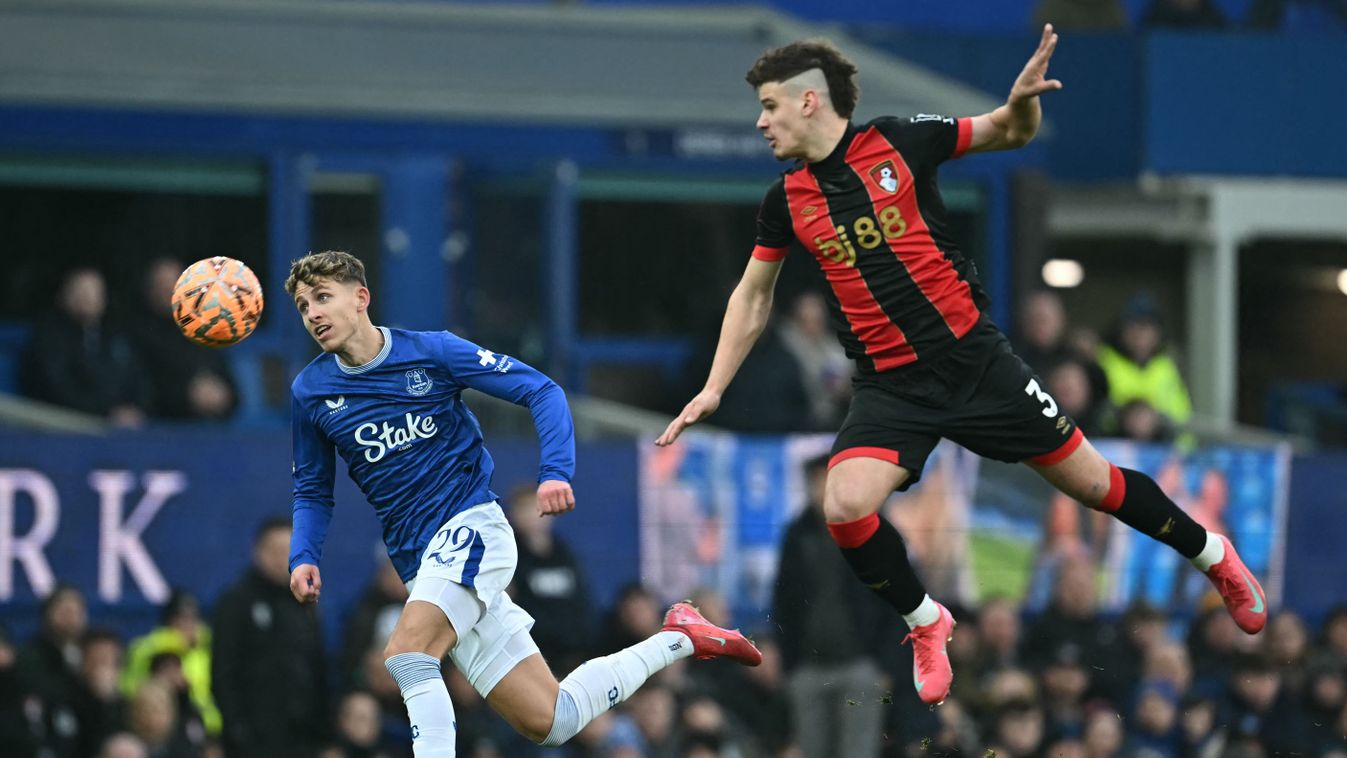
[{"xmin": 752, "ymin": 115, "xmax": 990, "ymax": 374}]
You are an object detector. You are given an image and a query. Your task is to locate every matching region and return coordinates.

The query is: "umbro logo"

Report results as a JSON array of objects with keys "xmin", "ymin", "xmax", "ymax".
[{"xmin": 801, "ymin": 205, "xmax": 818, "ymax": 216}]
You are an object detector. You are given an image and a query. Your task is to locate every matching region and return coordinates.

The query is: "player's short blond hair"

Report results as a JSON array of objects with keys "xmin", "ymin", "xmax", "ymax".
[{"xmin": 284, "ymin": 250, "xmax": 368, "ymax": 296}]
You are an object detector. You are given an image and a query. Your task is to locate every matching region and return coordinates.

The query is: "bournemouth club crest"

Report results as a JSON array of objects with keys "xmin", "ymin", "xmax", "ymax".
[{"xmin": 869, "ymin": 160, "xmax": 900, "ymax": 194}]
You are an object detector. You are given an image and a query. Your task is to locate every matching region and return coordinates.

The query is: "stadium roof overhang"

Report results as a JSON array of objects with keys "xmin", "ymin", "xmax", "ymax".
[{"xmin": 0, "ymin": 0, "xmax": 1001, "ymax": 128}]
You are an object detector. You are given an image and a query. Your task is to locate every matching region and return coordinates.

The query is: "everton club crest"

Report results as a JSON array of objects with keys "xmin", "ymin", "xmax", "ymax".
[{"xmin": 405, "ymin": 368, "xmax": 433, "ymax": 396}]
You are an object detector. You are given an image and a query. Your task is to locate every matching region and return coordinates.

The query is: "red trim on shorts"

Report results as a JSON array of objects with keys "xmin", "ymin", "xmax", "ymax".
[
  {"xmin": 751, "ymin": 244, "xmax": 788, "ymax": 262},
  {"xmin": 827, "ymin": 512, "xmax": 881, "ymax": 549},
  {"xmin": 828, "ymin": 446, "xmax": 900, "ymax": 469},
  {"xmin": 1028, "ymin": 427, "xmax": 1084, "ymax": 466},
  {"xmin": 953, "ymin": 117, "xmax": 974, "ymax": 159},
  {"xmin": 1099, "ymin": 464, "xmax": 1126, "ymax": 513}
]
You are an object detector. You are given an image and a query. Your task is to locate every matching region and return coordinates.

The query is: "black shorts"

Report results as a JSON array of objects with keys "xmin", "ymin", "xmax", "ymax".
[{"xmin": 830, "ymin": 319, "xmax": 1082, "ymax": 490}]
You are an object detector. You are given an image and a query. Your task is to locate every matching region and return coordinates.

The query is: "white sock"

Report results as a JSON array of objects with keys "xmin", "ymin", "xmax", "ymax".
[
  {"xmin": 1191, "ymin": 532, "xmax": 1225, "ymax": 572},
  {"xmin": 902, "ymin": 595, "xmax": 940, "ymax": 629},
  {"xmin": 539, "ymin": 630, "xmax": 691, "ymax": 746},
  {"xmin": 386, "ymin": 652, "xmax": 456, "ymax": 757}
]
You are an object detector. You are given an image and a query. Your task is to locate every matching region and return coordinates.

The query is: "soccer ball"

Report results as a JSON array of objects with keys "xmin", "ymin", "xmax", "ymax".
[{"xmin": 171, "ymin": 257, "xmax": 264, "ymax": 347}]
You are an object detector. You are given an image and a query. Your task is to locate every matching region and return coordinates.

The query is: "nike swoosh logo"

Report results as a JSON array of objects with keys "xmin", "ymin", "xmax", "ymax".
[
  {"xmin": 914, "ymin": 674, "xmax": 925, "ymax": 692},
  {"xmin": 707, "ymin": 636, "xmax": 727, "ymax": 646},
  {"xmin": 865, "ymin": 580, "xmax": 891, "ymax": 590},
  {"xmin": 1243, "ymin": 572, "xmax": 1265, "ymax": 614}
]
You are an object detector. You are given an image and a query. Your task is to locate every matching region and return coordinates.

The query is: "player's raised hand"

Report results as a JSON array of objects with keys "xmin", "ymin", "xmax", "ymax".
[
  {"xmin": 1010, "ymin": 24, "xmax": 1063, "ymax": 103},
  {"xmin": 537, "ymin": 479, "xmax": 575, "ymax": 517},
  {"xmin": 656, "ymin": 390, "xmax": 721, "ymax": 447},
  {"xmin": 290, "ymin": 563, "xmax": 322, "ymax": 604}
]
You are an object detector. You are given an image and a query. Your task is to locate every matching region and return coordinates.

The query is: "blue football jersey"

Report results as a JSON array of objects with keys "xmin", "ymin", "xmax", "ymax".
[{"xmin": 289, "ymin": 327, "xmax": 575, "ymax": 582}]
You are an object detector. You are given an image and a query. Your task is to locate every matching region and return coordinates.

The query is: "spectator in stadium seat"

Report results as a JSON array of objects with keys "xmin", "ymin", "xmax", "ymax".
[
  {"xmin": 772, "ymin": 453, "xmax": 898, "ymax": 758},
  {"xmin": 328, "ymin": 690, "xmax": 392, "ymax": 758},
  {"xmin": 100, "ymin": 733, "xmax": 150, "ymax": 758},
  {"xmin": 990, "ymin": 699, "xmax": 1047, "ymax": 758},
  {"xmin": 678, "ymin": 695, "xmax": 750, "ymax": 758},
  {"xmin": 1038, "ymin": 641, "xmax": 1092, "ymax": 742},
  {"xmin": 1317, "ymin": 605, "xmax": 1347, "ymax": 669},
  {"xmin": 1300, "ymin": 662, "xmax": 1347, "ymax": 753},
  {"xmin": 127, "ymin": 679, "xmax": 198, "ymax": 758},
  {"xmin": 1188, "ymin": 603, "xmax": 1245, "ymax": 696},
  {"xmin": 17, "ymin": 584, "xmax": 88, "ymax": 757},
  {"xmin": 1045, "ymin": 359, "xmax": 1110, "ymax": 437},
  {"xmin": 122, "ymin": 591, "xmax": 220, "ymax": 740},
  {"xmin": 626, "ymin": 684, "xmax": 679, "ymax": 758},
  {"xmin": 1082, "ymin": 704, "xmax": 1126, "ymax": 757},
  {"xmin": 1022, "ymin": 556, "xmax": 1120, "ymax": 675},
  {"xmin": 1264, "ymin": 611, "xmax": 1312, "ymax": 691},
  {"xmin": 130, "ymin": 258, "xmax": 237, "ymax": 421},
  {"xmin": 1143, "ymin": 0, "xmax": 1229, "ymax": 28},
  {"xmin": 1124, "ymin": 680, "xmax": 1182, "ymax": 757},
  {"xmin": 211, "ymin": 518, "xmax": 328, "ymax": 757},
  {"xmin": 338, "ymin": 556, "xmax": 407, "ymax": 693},
  {"xmin": 0, "ymin": 624, "xmax": 43, "ymax": 755},
  {"xmin": 146, "ymin": 653, "xmax": 211, "ymax": 756},
  {"xmin": 72, "ymin": 629, "xmax": 129, "ymax": 758},
  {"xmin": 777, "ymin": 291, "xmax": 852, "ymax": 430},
  {"xmin": 1220, "ymin": 654, "xmax": 1302, "ymax": 754},
  {"xmin": 1097, "ymin": 602, "xmax": 1169, "ymax": 706},
  {"xmin": 1097, "ymin": 292, "xmax": 1193, "ymax": 435},
  {"xmin": 1177, "ymin": 693, "xmax": 1224, "ymax": 757},
  {"xmin": 504, "ymin": 483, "xmax": 594, "ymax": 675},
  {"xmin": 1033, "ymin": 0, "xmax": 1129, "ymax": 29},
  {"xmin": 969, "ymin": 600, "xmax": 1018, "ymax": 689},
  {"xmin": 597, "ymin": 584, "xmax": 665, "ymax": 656},
  {"xmin": 21, "ymin": 267, "xmax": 148, "ymax": 426},
  {"xmin": 684, "ymin": 311, "xmax": 810, "ymax": 433}
]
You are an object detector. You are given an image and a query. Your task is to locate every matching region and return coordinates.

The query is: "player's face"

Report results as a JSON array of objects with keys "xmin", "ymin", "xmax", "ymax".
[
  {"xmin": 756, "ymin": 81, "xmax": 809, "ymax": 160},
  {"xmin": 292, "ymin": 277, "xmax": 368, "ymax": 353}
]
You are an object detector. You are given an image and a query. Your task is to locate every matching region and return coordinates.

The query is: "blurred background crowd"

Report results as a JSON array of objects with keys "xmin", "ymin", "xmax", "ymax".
[{"xmin": 6, "ymin": 483, "xmax": 1347, "ymax": 758}]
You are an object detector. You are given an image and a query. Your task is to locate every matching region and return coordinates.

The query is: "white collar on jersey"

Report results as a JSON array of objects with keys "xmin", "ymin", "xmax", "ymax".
[{"xmin": 335, "ymin": 326, "xmax": 392, "ymax": 375}]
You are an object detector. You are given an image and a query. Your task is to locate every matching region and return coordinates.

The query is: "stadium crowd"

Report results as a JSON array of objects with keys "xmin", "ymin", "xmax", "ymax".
[{"xmin": 3, "ymin": 491, "xmax": 1346, "ymax": 758}]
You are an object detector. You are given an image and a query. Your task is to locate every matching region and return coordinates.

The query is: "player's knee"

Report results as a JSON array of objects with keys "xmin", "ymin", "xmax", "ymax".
[{"xmin": 823, "ymin": 488, "xmax": 879, "ymax": 524}]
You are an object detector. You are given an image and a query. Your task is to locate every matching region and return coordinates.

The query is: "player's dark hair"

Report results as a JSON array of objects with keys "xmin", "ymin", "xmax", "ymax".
[
  {"xmin": 284, "ymin": 250, "xmax": 368, "ymax": 296},
  {"xmin": 745, "ymin": 39, "xmax": 860, "ymax": 118}
]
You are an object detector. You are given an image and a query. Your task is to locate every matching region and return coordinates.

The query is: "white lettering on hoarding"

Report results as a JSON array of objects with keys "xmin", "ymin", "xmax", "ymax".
[
  {"xmin": 89, "ymin": 470, "xmax": 184, "ymax": 603},
  {"xmin": 0, "ymin": 469, "xmax": 59, "ymax": 599}
]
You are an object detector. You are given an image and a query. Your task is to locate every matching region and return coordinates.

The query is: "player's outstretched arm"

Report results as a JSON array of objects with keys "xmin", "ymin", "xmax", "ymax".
[
  {"xmin": 290, "ymin": 563, "xmax": 322, "ymax": 604},
  {"xmin": 968, "ymin": 24, "xmax": 1062, "ymax": 153},
  {"xmin": 656, "ymin": 257, "xmax": 783, "ymax": 446}
]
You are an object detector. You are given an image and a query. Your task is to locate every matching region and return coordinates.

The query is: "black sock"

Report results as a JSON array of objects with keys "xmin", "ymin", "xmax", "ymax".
[
  {"xmin": 830, "ymin": 514, "xmax": 927, "ymax": 615},
  {"xmin": 1110, "ymin": 467, "xmax": 1207, "ymax": 559}
]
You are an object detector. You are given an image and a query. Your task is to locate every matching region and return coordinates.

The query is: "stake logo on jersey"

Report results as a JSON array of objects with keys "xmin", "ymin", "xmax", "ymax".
[
  {"xmin": 355, "ymin": 411, "xmax": 440, "ymax": 463},
  {"xmin": 289, "ymin": 327, "xmax": 576, "ymax": 583}
]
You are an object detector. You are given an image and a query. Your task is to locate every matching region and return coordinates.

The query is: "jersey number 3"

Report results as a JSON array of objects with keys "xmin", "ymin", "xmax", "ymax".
[{"xmin": 1024, "ymin": 379, "xmax": 1058, "ymax": 418}]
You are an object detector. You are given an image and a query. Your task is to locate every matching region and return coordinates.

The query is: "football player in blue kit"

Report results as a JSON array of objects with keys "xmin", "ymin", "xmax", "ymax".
[{"xmin": 285, "ymin": 251, "xmax": 762, "ymax": 757}]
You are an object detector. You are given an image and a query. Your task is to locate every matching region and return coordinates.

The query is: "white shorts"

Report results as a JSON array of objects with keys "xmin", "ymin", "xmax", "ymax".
[{"xmin": 405, "ymin": 502, "xmax": 538, "ymax": 698}]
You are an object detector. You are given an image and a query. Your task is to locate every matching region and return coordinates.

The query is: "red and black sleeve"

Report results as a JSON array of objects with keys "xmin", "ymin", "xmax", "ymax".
[
  {"xmin": 873, "ymin": 115, "xmax": 974, "ymax": 170},
  {"xmin": 751, "ymin": 177, "xmax": 792, "ymax": 262}
]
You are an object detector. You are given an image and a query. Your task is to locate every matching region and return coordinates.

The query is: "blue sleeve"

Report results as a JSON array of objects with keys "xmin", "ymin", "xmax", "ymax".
[
  {"xmin": 436, "ymin": 332, "xmax": 576, "ymax": 484},
  {"xmin": 290, "ymin": 391, "xmax": 336, "ymax": 571}
]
